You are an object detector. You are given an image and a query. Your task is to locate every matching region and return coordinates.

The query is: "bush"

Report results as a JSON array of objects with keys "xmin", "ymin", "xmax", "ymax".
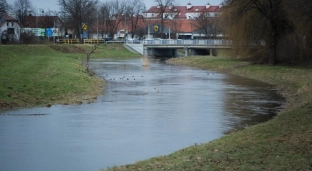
[{"xmin": 20, "ymin": 32, "xmax": 37, "ymax": 44}]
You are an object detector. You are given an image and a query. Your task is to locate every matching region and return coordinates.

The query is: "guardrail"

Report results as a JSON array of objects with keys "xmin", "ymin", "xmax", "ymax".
[
  {"xmin": 83, "ymin": 39, "xmax": 105, "ymax": 44},
  {"xmin": 126, "ymin": 39, "xmax": 232, "ymax": 46},
  {"xmin": 56, "ymin": 39, "xmax": 127, "ymax": 44},
  {"xmin": 57, "ymin": 39, "xmax": 80, "ymax": 44},
  {"xmin": 105, "ymin": 40, "xmax": 125, "ymax": 44}
]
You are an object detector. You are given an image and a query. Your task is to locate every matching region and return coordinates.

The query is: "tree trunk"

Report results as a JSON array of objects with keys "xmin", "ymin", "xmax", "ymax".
[
  {"xmin": 269, "ymin": 32, "xmax": 277, "ymax": 65},
  {"xmin": 269, "ymin": 0, "xmax": 279, "ymax": 65}
]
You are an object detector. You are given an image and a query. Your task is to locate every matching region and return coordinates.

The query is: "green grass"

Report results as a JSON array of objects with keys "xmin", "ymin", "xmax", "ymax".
[
  {"xmin": 49, "ymin": 44, "xmax": 141, "ymax": 59},
  {"xmin": 0, "ymin": 44, "xmax": 141, "ymax": 110},
  {"xmin": 103, "ymin": 56, "xmax": 312, "ymax": 171}
]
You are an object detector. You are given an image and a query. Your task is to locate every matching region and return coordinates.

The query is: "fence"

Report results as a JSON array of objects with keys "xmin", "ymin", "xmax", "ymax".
[
  {"xmin": 56, "ymin": 39, "xmax": 131, "ymax": 44},
  {"xmin": 126, "ymin": 39, "xmax": 232, "ymax": 46},
  {"xmin": 57, "ymin": 39, "xmax": 80, "ymax": 44},
  {"xmin": 83, "ymin": 39, "xmax": 105, "ymax": 44}
]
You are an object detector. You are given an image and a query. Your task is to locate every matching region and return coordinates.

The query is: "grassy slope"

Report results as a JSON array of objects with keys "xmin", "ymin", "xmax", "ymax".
[
  {"xmin": 0, "ymin": 44, "xmax": 140, "ymax": 111},
  {"xmin": 104, "ymin": 56, "xmax": 312, "ymax": 171}
]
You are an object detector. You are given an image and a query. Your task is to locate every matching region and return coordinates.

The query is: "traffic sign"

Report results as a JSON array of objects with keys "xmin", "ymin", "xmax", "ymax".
[
  {"xmin": 46, "ymin": 28, "xmax": 53, "ymax": 37},
  {"xmin": 83, "ymin": 31, "xmax": 87, "ymax": 38},
  {"xmin": 82, "ymin": 23, "xmax": 87, "ymax": 31}
]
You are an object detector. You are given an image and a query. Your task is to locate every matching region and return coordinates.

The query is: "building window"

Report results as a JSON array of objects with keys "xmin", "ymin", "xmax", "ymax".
[{"xmin": 8, "ymin": 28, "xmax": 14, "ymax": 34}]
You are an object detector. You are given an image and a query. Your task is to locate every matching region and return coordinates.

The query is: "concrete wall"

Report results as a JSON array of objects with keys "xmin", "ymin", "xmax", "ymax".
[{"xmin": 126, "ymin": 44, "xmax": 144, "ymax": 55}]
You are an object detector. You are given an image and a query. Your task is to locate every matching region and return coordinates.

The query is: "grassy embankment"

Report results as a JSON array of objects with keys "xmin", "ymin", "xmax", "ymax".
[
  {"xmin": 0, "ymin": 44, "xmax": 141, "ymax": 111},
  {"xmin": 104, "ymin": 56, "xmax": 312, "ymax": 171}
]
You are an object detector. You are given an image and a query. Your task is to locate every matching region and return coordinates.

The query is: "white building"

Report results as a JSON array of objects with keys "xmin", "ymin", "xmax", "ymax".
[{"xmin": 0, "ymin": 13, "xmax": 22, "ymax": 44}]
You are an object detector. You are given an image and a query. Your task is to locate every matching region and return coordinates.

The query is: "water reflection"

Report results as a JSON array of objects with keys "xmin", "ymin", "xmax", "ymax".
[
  {"xmin": 0, "ymin": 58, "xmax": 284, "ymax": 171},
  {"xmin": 221, "ymin": 76, "xmax": 283, "ymax": 129}
]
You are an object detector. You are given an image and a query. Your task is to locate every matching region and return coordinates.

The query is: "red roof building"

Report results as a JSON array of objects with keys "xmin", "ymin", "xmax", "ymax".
[
  {"xmin": 141, "ymin": 2, "xmax": 223, "ymax": 38},
  {"xmin": 143, "ymin": 3, "xmax": 222, "ymax": 20}
]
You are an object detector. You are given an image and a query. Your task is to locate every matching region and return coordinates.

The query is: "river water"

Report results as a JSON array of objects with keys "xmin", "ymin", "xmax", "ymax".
[{"xmin": 0, "ymin": 58, "xmax": 283, "ymax": 171}]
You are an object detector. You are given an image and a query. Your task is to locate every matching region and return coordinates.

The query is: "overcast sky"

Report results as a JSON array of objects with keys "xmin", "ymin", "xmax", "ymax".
[{"xmin": 7, "ymin": 0, "xmax": 223, "ymax": 12}]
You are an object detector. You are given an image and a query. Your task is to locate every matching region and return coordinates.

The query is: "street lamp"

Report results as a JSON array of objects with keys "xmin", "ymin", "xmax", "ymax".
[
  {"xmin": 36, "ymin": 8, "xmax": 44, "ymax": 41},
  {"xmin": 97, "ymin": 12, "xmax": 98, "ymax": 39}
]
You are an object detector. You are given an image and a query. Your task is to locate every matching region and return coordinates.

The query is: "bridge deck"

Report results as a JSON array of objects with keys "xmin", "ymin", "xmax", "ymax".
[
  {"xmin": 126, "ymin": 39, "xmax": 232, "ymax": 56},
  {"xmin": 126, "ymin": 39, "xmax": 232, "ymax": 49}
]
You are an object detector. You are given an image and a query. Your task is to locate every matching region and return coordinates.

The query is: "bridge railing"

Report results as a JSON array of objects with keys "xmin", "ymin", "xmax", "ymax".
[{"xmin": 126, "ymin": 39, "xmax": 232, "ymax": 46}]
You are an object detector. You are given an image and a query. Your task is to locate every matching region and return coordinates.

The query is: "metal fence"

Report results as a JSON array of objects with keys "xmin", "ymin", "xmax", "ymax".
[{"xmin": 126, "ymin": 39, "xmax": 232, "ymax": 46}]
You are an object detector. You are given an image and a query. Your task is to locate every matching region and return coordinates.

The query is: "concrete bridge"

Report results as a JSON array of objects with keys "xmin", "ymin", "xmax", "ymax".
[{"xmin": 126, "ymin": 39, "xmax": 232, "ymax": 57}]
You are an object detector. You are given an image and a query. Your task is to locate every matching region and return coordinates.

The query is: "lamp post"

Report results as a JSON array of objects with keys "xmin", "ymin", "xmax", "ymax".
[
  {"xmin": 148, "ymin": 24, "xmax": 150, "ymax": 39},
  {"xmin": 124, "ymin": 0, "xmax": 129, "ymax": 39},
  {"xmin": 169, "ymin": 27, "xmax": 171, "ymax": 39},
  {"xmin": 97, "ymin": 12, "xmax": 98, "ymax": 39},
  {"xmin": 53, "ymin": 16, "xmax": 55, "ymax": 44},
  {"xmin": 36, "ymin": 8, "xmax": 44, "ymax": 41}
]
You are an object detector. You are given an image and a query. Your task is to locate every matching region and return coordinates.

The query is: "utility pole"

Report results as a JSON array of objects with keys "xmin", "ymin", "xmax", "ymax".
[
  {"xmin": 97, "ymin": 12, "xmax": 98, "ymax": 39},
  {"xmin": 169, "ymin": 27, "xmax": 171, "ymax": 39},
  {"xmin": 36, "ymin": 8, "xmax": 44, "ymax": 42},
  {"xmin": 53, "ymin": 17, "xmax": 55, "ymax": 44},
  {"xmin": 148, "ymin": 24, "xmax": 150, "ymax": 39}
]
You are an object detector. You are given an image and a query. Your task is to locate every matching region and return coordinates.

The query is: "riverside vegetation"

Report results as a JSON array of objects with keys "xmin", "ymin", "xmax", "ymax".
[
  {"xmin": 0, "ymin": 44, "xmax": 140, "ymax": 111},
  {"xmin": 103, "ymin": 56, "xmax": 312, "ymax": 171}
]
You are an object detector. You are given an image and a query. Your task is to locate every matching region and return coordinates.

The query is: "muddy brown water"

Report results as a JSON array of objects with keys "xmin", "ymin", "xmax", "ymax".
[{"xmin": 0, "ymin": 58, "xmax": 284, "ymax": 171}]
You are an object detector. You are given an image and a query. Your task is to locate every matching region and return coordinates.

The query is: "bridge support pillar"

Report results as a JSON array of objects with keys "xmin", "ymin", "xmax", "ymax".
[
  {"xmin": 184, "ymin": 47, "xmax": 189, "ymax": 56},
  {"xmin": 212, "ymin": 49, "xmax": 217, "ymax": 56},
  {"xmin": 143, "ymin": 46, "xmax": 148, "ymax": 56}
]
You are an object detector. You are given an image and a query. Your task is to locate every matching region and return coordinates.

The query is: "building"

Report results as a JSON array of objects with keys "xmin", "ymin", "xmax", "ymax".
[
  {"xmin": 0, "ymin": 13, "xmax": 22, "ymax": 44},
  {"xmin": 141, "ymin": 2, "xmax": 222, "ymax": 39}
]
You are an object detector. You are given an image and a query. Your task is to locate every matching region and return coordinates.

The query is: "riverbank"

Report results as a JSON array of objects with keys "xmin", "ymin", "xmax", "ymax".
[
  {"xmin": 0, "ymin": 44, "xmax": 141, "ymax": 111},
  {"xmin": 104, "ymin": 56, "xmax": 312, "ymax": 170}
]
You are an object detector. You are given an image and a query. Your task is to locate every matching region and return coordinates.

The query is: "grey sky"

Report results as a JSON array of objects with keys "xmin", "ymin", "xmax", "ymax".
[{"xmin": 7, "ymin": 0, "xmax": 223, "ymax": 12}]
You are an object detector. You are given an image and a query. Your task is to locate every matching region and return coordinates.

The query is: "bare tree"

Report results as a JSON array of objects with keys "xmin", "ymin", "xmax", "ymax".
[
  {"xmin": 153, "ymin": 0, "xmax": 175, "ymax": 38},
  {"xmin": 168, "ymin": 18, "xmax": 182, "ymax": 39},
  {"xmin": 86, "ymin": 44, "xmax": 98, "ymax": 74},
  {"xmin": 192, "ymin": 11, "xmax": 221, "ymax": 39},
  {"xmin": 98, "ymin": 0, "xmax": 125, "ymax": 38},
  {"xmin": 58, "ymin": 0, "xmax": 98, "ymax": 40},
  {"xmin": 127, "ymin": 0, "xmax": 145, "ymax": 38},
  {"xmin": 13, "ymin": 0, "xmax": 34, "ymax": 25},
  {"xmin": 0, "ymin": 0, "xmax": 8, "ymax": 13},
  {"xmin": 98, "ymin": 3, "xmax": 108, "ymax": 37}
]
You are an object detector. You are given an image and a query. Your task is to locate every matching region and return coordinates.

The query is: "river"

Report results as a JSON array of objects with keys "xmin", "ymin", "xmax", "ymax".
[{"xmin": 0, "ymin": 58, "xmax": 283, "ymax": 171}]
